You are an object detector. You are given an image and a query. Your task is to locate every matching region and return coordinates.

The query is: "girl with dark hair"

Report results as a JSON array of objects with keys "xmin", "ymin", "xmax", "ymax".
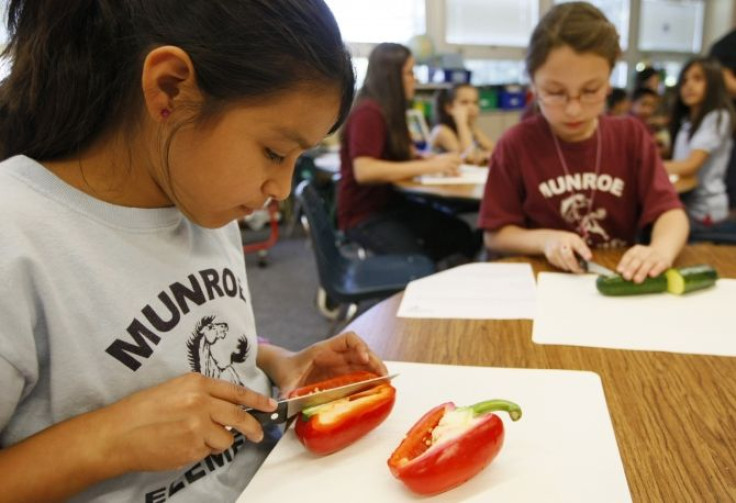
[
  {"xmin": 479, "ymin": 2, "xmax": 688, "ymax": 282},
  {"xmin": 337, "ymin": 43, "xmax": 479, "ymax": 264},
  {"xmin": 430, "ymin": 83, "xmax": 494, "ymax": 165},
  {"xmin": 665, "ymin": 57, "xmax": 736, "ymax": 241},
  {"xmin": 0, "ymin": 1, "xmax": 386, "ymax": 501}
]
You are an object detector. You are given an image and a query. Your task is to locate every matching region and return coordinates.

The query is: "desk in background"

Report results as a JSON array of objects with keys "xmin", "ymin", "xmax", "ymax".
[{"xmin": 345, "ymin": 244, "xmax": 736, "ymax": 502}]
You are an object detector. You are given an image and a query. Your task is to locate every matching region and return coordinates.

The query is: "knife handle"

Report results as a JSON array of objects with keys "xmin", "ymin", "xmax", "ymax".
[{"xmin": 246, "ymin": 401, "xmax": 288, "ymax": 426}]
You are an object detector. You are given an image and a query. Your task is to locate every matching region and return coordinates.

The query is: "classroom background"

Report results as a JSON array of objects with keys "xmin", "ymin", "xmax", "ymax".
[
  {"xmin": 231, "ymin": 0, "xmax": 736, "ymax": 350},
  {"xmin": 325, "ymin": 0, "xmax": 736, "ymax": 143}
]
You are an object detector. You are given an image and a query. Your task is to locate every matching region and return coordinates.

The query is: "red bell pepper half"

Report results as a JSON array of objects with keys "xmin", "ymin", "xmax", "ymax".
[
  {"xmin": 387, "ymin": 399, "xmax": 522, "ymax": 495},
  {"xmin": 290, "ymin": 371, "xmax": 396, "ymax": 456}
]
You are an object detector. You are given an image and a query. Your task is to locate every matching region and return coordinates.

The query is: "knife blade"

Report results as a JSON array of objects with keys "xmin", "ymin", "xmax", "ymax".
[
  {"xmin": 248, "ymin": 373, "xmax": 398, "ymax": 426},
  {"xmin": 581, "ymin": 259, "xmax": 617, "ymax": 277}
]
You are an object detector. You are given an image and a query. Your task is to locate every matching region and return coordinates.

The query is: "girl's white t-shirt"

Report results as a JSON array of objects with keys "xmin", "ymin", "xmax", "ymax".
[
  {"xmin": 0, "ymin": 155, "xmax": 277, "ymax": 502},
  {"xmin": 672, "ymin": 109, "xmax": 733, "ymax": 222}
]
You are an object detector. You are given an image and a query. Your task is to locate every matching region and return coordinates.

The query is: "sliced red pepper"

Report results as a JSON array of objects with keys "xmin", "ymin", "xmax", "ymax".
[
  {"xmin": 290, "ymin": 372, "xmax": 396, "ymax": 455},
  {"xmin": 388, "ymin": 399, "xmax": 521, "ymax": 495}
]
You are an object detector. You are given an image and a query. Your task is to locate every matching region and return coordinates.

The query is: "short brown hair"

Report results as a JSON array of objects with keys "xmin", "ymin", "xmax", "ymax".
[{"xmin": 526, "ymin": 2, "xmax": 621, "ymax": 80}]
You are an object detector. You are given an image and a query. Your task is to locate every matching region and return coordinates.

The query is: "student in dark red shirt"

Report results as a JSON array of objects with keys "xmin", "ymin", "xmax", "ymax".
[
  {"xmin": 338, "ymin": 43, "xmax": 478, "ymax": 264},
  {"xmin": 479, "ymin": 3, "xmax": 688, "ymax": 283}
]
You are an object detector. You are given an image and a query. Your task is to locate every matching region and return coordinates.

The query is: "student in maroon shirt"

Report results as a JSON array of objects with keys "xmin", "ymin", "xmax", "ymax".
[
  {"xmin": 338, "ymin": 43, "xmax": 479, "ymax": 264},
  {"xmin": 479, "ymin": 3, "xmax": 688, "ymax": 283}
]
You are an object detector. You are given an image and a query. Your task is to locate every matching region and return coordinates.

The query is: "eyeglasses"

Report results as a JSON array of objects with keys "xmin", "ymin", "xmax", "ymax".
[{"xmin": 536, "ymin": 87, "xmax": 608, "ymax": 107}]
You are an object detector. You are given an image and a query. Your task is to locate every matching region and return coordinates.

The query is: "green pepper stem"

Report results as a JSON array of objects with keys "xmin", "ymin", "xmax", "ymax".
[{"xmin": 463, "ymin": 399, "xmax": 522, "ymax": 421}]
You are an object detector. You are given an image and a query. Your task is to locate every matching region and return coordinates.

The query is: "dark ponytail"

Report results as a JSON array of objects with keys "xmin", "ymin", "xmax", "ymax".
[{"xmin": 0, "ymin": 0, "xmax": 355, "ymax": 161}]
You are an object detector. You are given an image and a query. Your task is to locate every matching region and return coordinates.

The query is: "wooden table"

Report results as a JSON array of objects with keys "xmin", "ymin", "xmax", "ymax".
[{"xmin": 345, "ymin": 244, "xmax": 736, "ymax": 502}]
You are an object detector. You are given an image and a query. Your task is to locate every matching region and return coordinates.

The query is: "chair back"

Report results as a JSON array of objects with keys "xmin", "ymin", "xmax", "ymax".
[{"xmin": 295, "ymin": 180, "xmax": 349, "ymax": 299}]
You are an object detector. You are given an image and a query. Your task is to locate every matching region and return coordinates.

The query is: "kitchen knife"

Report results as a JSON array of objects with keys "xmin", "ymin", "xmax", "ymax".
[
  {"xmin": 248, "ymin": 373, "xmax": 398, "ymax": 426},
  {"xmin": 580, "ymin": 259, "xmax": 617, "ymax": 277}
]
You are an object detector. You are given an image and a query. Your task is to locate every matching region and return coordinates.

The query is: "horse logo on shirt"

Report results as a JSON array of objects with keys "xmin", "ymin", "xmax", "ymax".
[
  {"xmin": 560, "ymin": 193, "xmax": 609, "ymax": 242},
  {"xmin": 187, "ymin": 315, "xmax": 250, "ymax": 386}
]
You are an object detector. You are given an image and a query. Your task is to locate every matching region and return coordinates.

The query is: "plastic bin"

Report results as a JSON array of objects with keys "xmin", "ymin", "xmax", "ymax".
[
  {"xmin": 498, "ymin": 85, "xmax": 526, "ymax": 110},
  {"xmin": 478, "ymin": 87, "xmax": 499, "ymax": 111}
]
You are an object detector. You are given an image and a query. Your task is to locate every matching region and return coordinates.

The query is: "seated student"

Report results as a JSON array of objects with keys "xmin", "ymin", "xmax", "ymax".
[
  {"xmin": 634, "ymin": 66, "xmax": 671, "ymax": 132},
  {"xmin": 606, "ymin": 87, "xmax": 631, "ymax": 116},
  {"xmin": 664, "ymin": 57, "xmax": 736, "ymax": 242},
  {"xmin": 708, "ymin": 29, "xmax": 736, "ymax": 213},
  {"xmin": 429, "ymin": 84, "xmax": 494, "ymax": 165},
  {"xmin": 479, "ymin": 2, "xmax": 689, "ymax": 283},
  {"xmin": 635, "ymin": 66, "xmax": 662, "ymax": 93},
  {"xmin": 629, "ymin": 87, "xmax": 659, "ymax": 128},
  {"xmin": 338, "ymin": 43, "xmax": 479, "ymax": 265},
  {"xmin": 630, "ymin": 86, "xmax": 669, "ymax": 154}
]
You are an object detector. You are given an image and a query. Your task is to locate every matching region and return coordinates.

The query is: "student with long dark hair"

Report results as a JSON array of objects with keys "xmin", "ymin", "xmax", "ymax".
[
  {"xmin": 479, "ymin": 2, "xmax": 688, "ymax": 282},
  {"xmin": 665, "ymin": 57, "xmax": 736, "ymax": 241},
  {"xmin": 430, "ymin": 83, "xmax": 494, "ymax": 165},
  {"xmin": 0, "ymin": 1, "xmax": 386, "ymax": 501},
  {"xmin": 338, "ymin": 43, "xmax": 479, "ymax": 264}
]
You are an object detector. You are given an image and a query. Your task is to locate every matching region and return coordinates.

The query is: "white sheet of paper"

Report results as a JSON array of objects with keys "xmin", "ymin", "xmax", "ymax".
[
  {"xmin": 237, "ymin": 361, "xmax": 631, "ymax": 503},
  {"xmin": 397, "ymin": 263, "xmax": 536, "ymax": 319},
  {"xmin": 417, "ymin": 164, "xmax": 488, "ymax": 185},
  {"xmin": 533, "ymin": 273, "xmax": 736, "ymax": 356}
]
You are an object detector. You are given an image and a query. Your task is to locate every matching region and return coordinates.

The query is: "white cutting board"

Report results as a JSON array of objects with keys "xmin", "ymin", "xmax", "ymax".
[
  {"xmin": 237, "ymin": 361, "xmax": 630, "ymax": 503},
  {"xmin": 533, "ymin": 273, "xmax": 736, "ymax": 356}
]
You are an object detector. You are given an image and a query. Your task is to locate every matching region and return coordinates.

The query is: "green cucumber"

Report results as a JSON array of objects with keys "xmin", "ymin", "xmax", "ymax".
[
  {"xmin": 665, "ymin": 265, "xmax": 718, "ymax": 294},
  {"xmin": 596, "ymin": 274, "xmax": 668, "ymax": 296}
]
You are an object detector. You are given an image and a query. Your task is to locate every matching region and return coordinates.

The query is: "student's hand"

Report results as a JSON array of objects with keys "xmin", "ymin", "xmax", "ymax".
[
  {"xmin": 97, "ymin": 373, "xmax": 277, "ymax": 473},
  {"xmin": 425, "ymin": 152, "xmax": 461, "ymax": 176},
  {"xmin": 543, "ymin": 231, "xmax": 592, "ymax": 273},
  {"xmin": 462, "ymin": 147, "xmax": 490, "ymax": 166},
  {"xmin": 274, "ymin": 332, "xmax": 387, "ymax": 396},
  {"xmin": 616, "ymin": 244, "xmax": 672, "ymax": 283},
  {"xmin": 450, "ymin": 105, "xmax": 470, "ymax": 125}
]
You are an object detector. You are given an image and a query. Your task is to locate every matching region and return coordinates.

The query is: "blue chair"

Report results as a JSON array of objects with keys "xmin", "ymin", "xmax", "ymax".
[{"xmin": 295, "ymin": 180, "xmax": 435, "ymax": 322}]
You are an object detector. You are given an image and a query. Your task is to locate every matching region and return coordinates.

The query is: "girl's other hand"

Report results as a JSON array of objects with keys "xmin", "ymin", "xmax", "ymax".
[
  {"xmin": 99, "ymin": 374, "xmax": 276, "ymax": 473},
  {"xmin": 616, "ymin": 244, "xmax": 672, "ymax": 283},
  {"xmin": 543, "ymin": 231, "xmax": 591, "ymax": 273},
  {"xmin": 425, "ymin": 152, "xmax": 461, "ymax": 176},
  {"xmin": 276, "ymin": 332, "xmax": 387, "ymax": 396}
]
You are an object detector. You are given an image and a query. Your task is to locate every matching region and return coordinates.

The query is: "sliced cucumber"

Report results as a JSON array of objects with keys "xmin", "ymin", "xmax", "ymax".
[
  {"xmin": 665, "ymin": 265, "xmax": 718, "ymax": 295},
  {"xmin": 596, "ymin": 274, "xmax": 668, "ymax": 296}
]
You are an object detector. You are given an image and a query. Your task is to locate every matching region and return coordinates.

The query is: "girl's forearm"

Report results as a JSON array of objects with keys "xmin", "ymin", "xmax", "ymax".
[
  {"xmin": 649, "ymin": 208, "xmax": 689, "ymax": 264},
  {"xmin": 484, "ymin": 226, "xmax": 552, "ymax": 255},
  {"xmin": 353, "ymin": 157, "xmax": 437, "ymax": 183},
  {"xmin": 0, "ymin": 409, "xmax": 126, "ymax": 503},
  {"xmin": 455, "ymin": 121, "xmax": 475, "ymax": 153},
  {"xmin": 664, "ymin": 149, "xmax": 709, "ymax": 177}
]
